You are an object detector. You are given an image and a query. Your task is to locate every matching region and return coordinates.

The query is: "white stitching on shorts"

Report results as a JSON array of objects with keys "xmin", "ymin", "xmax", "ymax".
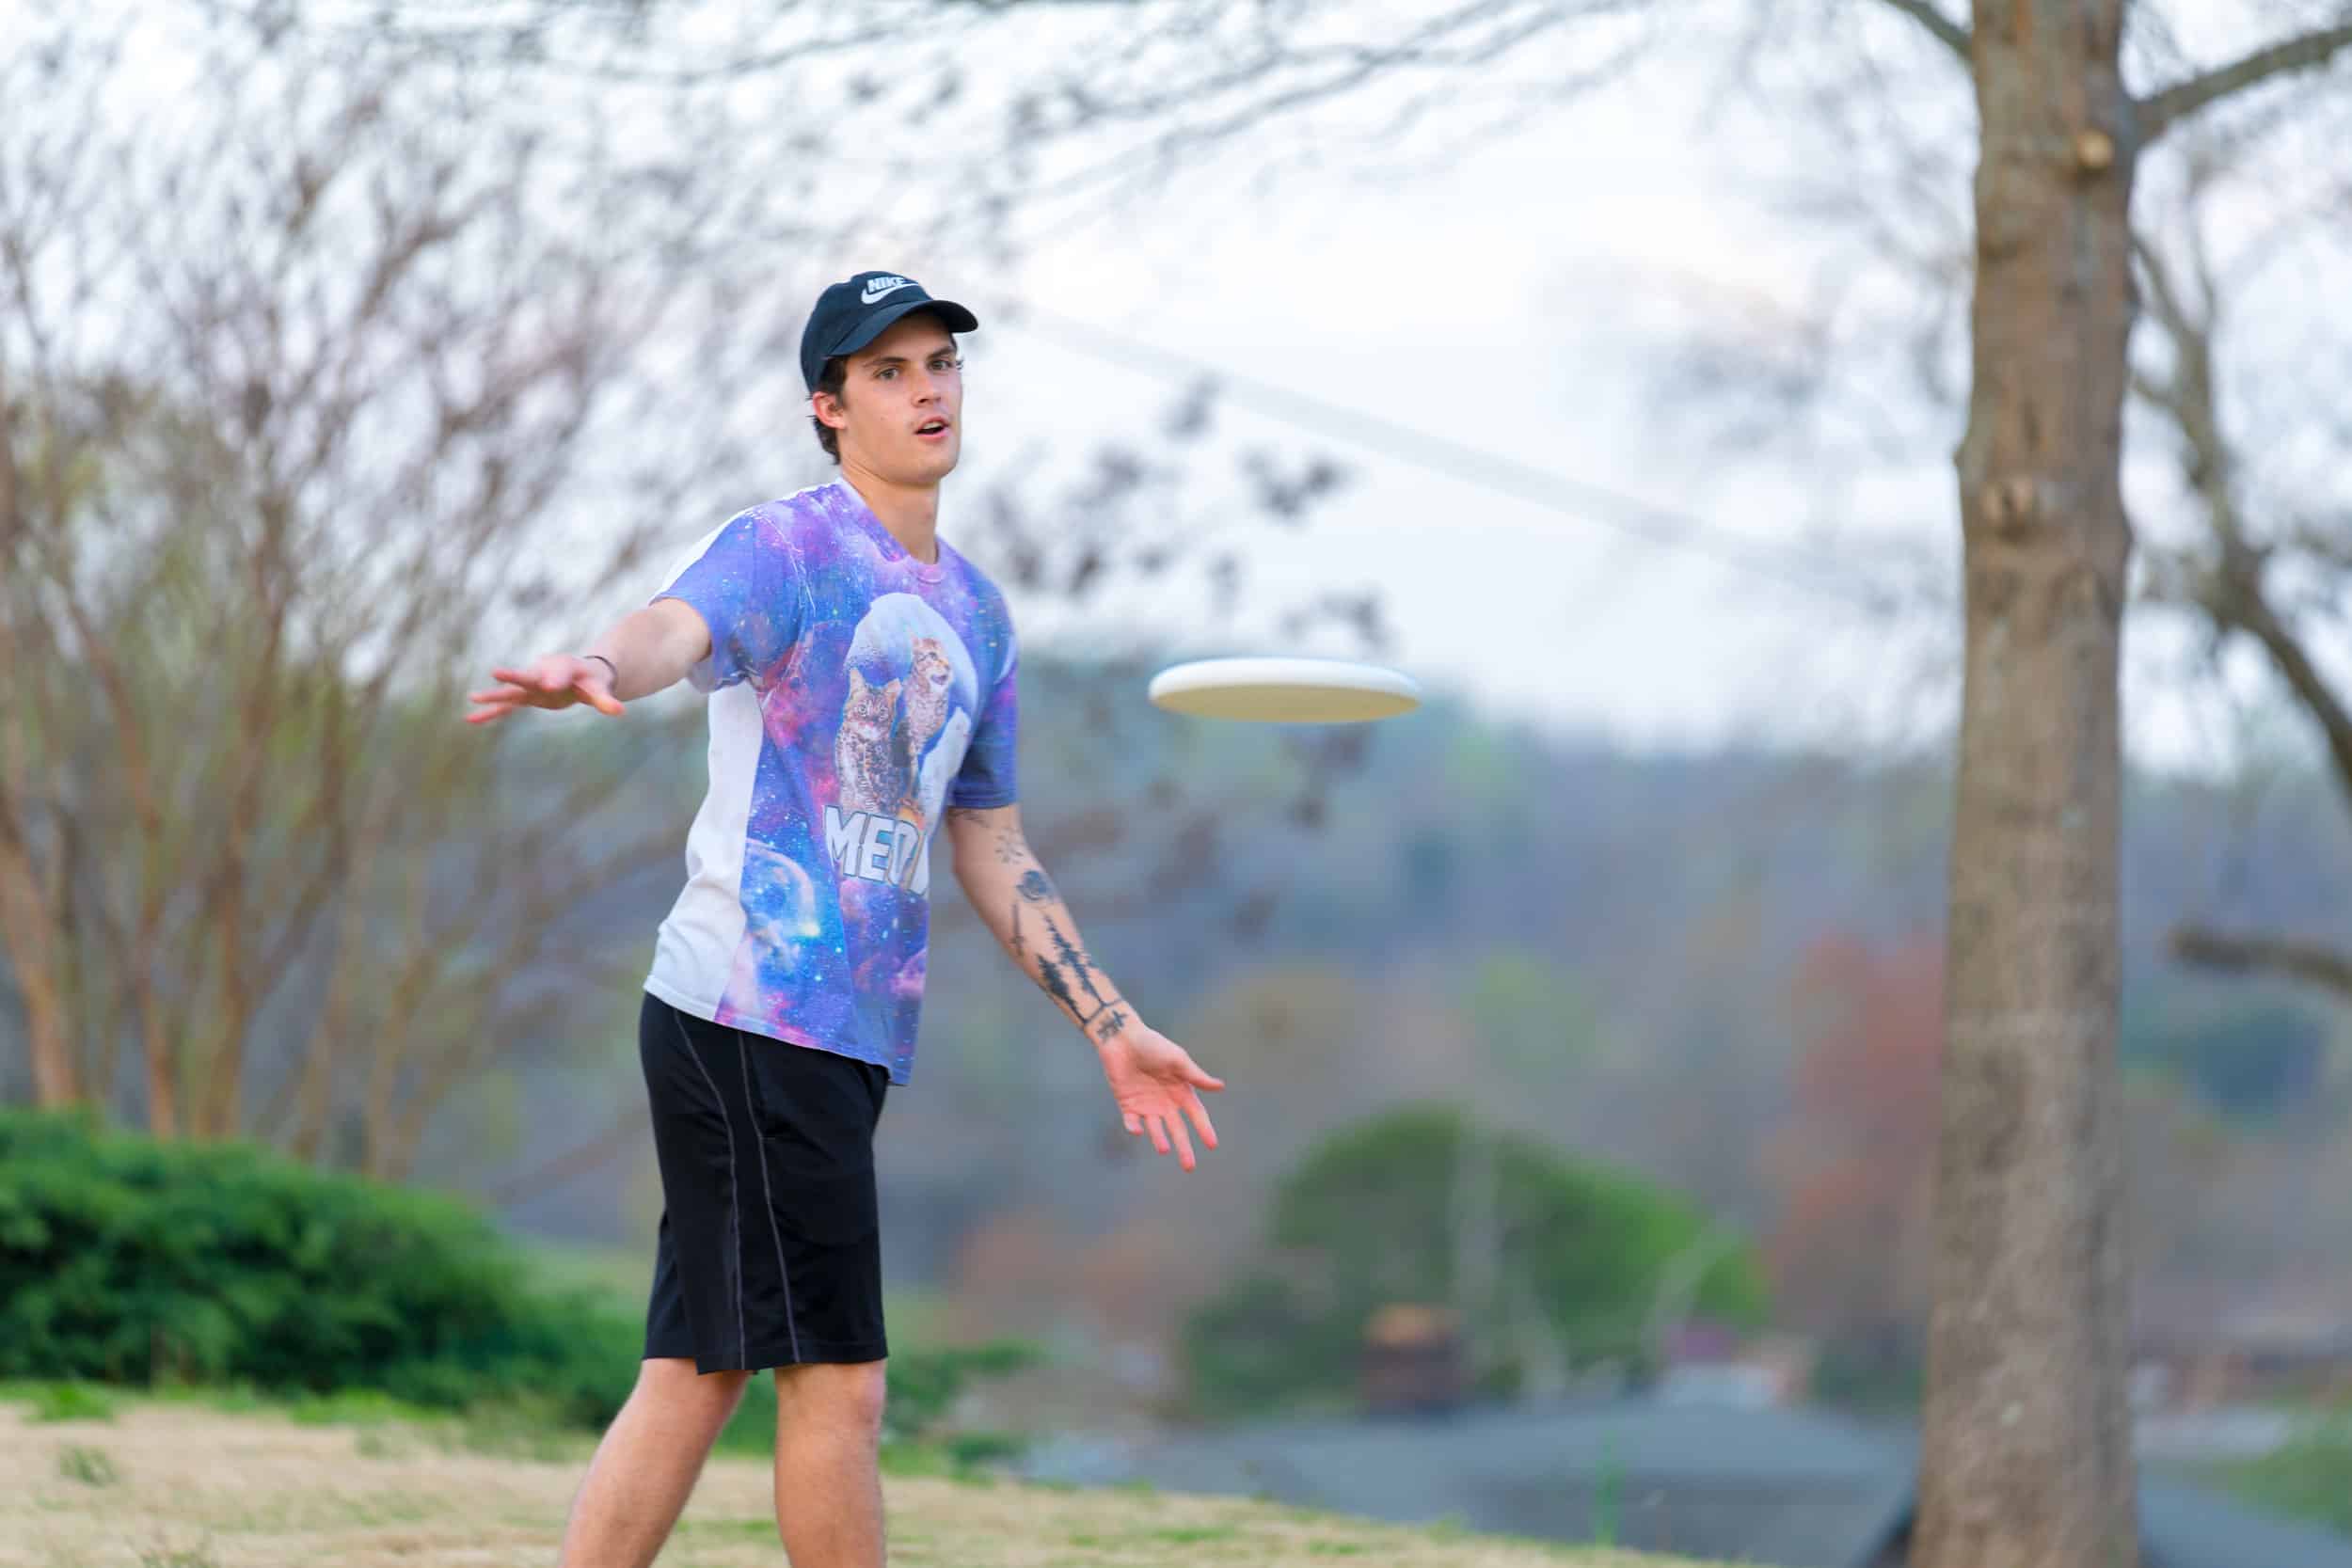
[
  {"xmin": 734, "ymin": 1028, "xmax": 803, "ymax": 1364},
  {"xmin": 671, "ymin": 1013, "xmax": 747, "ymax": 1367}
]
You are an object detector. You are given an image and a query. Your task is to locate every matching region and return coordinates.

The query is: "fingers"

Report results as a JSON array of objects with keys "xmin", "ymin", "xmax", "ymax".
[
  {"xmin": 462, "ymin": 658, "xmax": 614, "ymax": 726},
  {"xmin": 464, "ymin": 687, "xmax": 529, "ymax": 724},
  {"xmin": 1179, "ymin": 1087, "xmax": 1219, "ymax": 1153},
  {"xmin": 1168, "ymin": 1112, "xmax": 1197, "ymax": 1173},
  {"xmin": 572, "ymin": 673, "xmax": 625, "ymax": 718},
  {"xmin": 1185, "ymin": 1060, "xmax": 1226, "ymax": 1093},
  {"xmin": 1124, "ymin": 1104, "xmax": 1208, "ymax": 1172},
  {"xmin": 1123, "ymin": 1109, "xmax": 1179, "ymax": 1163},
  {"xmin": 486, "ymin": 663, "xmax": 580, "ymax": 706}
]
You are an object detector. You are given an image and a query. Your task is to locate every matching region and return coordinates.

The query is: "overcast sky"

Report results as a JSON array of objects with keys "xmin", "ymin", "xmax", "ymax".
[
  {"xmin": 63, "ymin": 0, "xmax": 2345, "ymax": 776},
  {"xmin": 927, "ymin": 84, "xmax": 1921, "ymax": 752},
  {"xmin": 815, "ymin": 6, "xmax": 2345, "ymax": 782}
]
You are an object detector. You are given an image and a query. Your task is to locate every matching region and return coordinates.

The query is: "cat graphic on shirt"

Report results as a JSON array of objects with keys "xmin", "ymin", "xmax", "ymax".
[
  {"xmin": 898, "ymin": 636, "xmax": 960, "ymax": 825},
  {"xmin": 903, "ymin": 637, "xmax": 954, "ymax": 766},
  {"xmin": 835, "ymin": 668, "xmax": 907, "ymax": 818}
]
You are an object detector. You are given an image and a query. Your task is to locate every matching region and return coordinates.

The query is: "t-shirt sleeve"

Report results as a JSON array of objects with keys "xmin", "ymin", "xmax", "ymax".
[
  {"xmin": 650, "ymin": 510, "xmax": 802, "ymax": 693},
  {"xmin": 948, "ymin": 623, "xmax": 1019, "ymax": 809}
]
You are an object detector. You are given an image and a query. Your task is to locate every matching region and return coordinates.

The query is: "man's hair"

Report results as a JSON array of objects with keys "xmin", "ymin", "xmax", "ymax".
[{"xmin": 810, "ymin": 356, "xmax": 849, "ymax": 464}]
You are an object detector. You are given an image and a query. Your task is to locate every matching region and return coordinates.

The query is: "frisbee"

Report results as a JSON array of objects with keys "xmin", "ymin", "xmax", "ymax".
[{"xmin": 1147, "ymin": 657, "xmax": 1422, "ymax": 723}]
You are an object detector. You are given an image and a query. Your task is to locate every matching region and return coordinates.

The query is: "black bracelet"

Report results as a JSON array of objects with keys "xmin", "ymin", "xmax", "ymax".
[{"xmin": 583, "ymin": 653, "xmax": 619, "ymax": 685}]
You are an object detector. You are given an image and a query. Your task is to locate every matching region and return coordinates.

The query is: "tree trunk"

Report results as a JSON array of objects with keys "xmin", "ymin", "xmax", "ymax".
[
  {"xmin": 141, "ymin": 999, "xmax": 180, "ymax": 1139},
  {"xmin": 0, "ymin": 824, "xmax": 79, "ymax": 1106},
  {"xmin": 1915, "ymin": 5, "xmax": 2138, "ymax": 1566}
]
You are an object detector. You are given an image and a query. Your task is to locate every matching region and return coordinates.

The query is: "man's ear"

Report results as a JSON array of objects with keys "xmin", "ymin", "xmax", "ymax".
[{"xmin": 812, "ymin": 390, "xmax": 849, "ymax": 434}]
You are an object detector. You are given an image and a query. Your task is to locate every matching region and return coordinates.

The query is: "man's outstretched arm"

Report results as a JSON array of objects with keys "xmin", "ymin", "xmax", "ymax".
[
  {"xmin": 946, "ymin": 802, "xmax": 1223, "ymax": 1171},
  {"xmin": 465, "ymin": 597, "xmax": 713, "ymax": 723}
]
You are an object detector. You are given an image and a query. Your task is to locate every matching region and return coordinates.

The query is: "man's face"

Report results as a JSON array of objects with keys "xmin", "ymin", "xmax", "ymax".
[{"xmin": 818, "ymin": 313, "xmax": 963, "ymax": 484}]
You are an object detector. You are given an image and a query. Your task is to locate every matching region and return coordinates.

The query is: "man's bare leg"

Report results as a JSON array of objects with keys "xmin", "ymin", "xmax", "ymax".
[
  {"xmin": 772, "ymin": 1360, "xmax": 888, "ymax": 1568},
  {"xmin": 558, "ymin": 1357, "xmax": 750, "ymax": 1568}
]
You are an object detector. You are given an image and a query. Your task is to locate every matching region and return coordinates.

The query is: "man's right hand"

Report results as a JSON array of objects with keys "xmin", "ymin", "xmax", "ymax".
[{"xmin": 466, "ymin": 655, "xmax": 627, "ymax": 724}]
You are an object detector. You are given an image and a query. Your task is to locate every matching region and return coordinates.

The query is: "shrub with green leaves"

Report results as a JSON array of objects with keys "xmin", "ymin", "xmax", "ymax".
[
  {"xmin": 0, "ymin": 1109, "xmax": 637, "ymax": 1424},
  {"xmin": 1180, "ymin": 1102, "xmax": 1769, "ymax": 1416},
  {"xmin": 0, "ymin": 1109, "xmax": 1040, "ymax": 1460}
]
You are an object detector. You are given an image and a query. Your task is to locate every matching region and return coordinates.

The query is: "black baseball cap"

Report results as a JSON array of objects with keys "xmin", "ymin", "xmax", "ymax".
[{"xmin": 799, "ymin": 270, "xmax": 979, "ymax": 393}]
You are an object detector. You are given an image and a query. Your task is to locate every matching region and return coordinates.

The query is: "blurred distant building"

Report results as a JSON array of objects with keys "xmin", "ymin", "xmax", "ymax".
[
  {"xmin": 1359, "ymin": 1304, "xmax": 1467, "ymax": 1414},
  {"xmin": 2133, "ymin": 1280, "xmax": 2352, "ymax": 1409}
]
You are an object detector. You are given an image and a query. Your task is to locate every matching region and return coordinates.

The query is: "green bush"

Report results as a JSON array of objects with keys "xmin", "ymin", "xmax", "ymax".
[
  {"xmin": 1180, "ymin": 1102, "xmax": 1770, "ymax": 1417},
  {"xmin": 0, "ymin": 1109, "xmax": 1038, "ymax": 1461},
  {"xmin": 0, "ymin": 1109, "xmax": 638, "ymax": 1426},
  {"xmin": 882, "ymin": 1338, "xmax": 1038, "ymax": 1438},
  {"xmin": 1178, "ymin": 1273, "xmax": 1358, "ymax": 1419}
]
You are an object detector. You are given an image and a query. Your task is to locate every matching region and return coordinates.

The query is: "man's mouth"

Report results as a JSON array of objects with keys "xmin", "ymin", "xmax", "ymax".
[{"xmin": 915, "ymin": 420, "xmax": 949, "ymax": 439}]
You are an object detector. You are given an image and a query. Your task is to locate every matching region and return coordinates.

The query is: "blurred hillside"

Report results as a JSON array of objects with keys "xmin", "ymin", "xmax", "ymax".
[{"xmin": 405, "ymin": 660, "xmax": 2352, "ymax": 1376}]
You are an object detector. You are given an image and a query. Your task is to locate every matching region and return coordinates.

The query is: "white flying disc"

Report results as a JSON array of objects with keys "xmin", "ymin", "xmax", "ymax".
[{"xmin": 1147, "ymin": 657, "xmax": 1422, "ymax": 723}]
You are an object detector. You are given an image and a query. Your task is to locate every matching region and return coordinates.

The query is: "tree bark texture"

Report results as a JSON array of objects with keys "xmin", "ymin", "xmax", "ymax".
[
  {"xmin": 1915, "ymin": 3, "xmax": 2138, "ymax": 1566},
  {"xmin": 0, "ymin": 821, "xmax": 79, "ymax": 1106}
]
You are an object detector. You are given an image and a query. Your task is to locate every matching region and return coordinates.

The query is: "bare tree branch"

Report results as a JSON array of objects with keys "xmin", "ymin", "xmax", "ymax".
[
  {"xmin": 2138, "ymin": 20, "xmax": 2352, "ymax": 142},
  {"xmin": 2133, "ymin": 230, "xmax": 2352, "ymax": 819},
  {"xmin": 2168, "ymin": 925, "xmax": 2352, "ymax": 1001},
  {"xmin": 477, "ymin": 1101, "xmax": 645, "ymax": 1204},
  {"xmin": 0, "ymin": 9, "xmax": 720, "ymax": 1146},
  {"xmin": 1865, "ymin": 0, "xmax": 1972, "ymax": 64},
  {"xmin": 2203, "ymin": 570, "xmax": 2352, "ymax": 804}
]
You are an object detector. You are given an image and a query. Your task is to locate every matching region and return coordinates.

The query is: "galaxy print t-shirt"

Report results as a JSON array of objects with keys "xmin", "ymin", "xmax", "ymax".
[{"xmin": 641, "ymin": 481, "xmax": 1019, "ymax": 1085}]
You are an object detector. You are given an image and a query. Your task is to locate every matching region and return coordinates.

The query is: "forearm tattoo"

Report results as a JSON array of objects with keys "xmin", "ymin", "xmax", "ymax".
[
  {"xmin": 952, "ymin": 811, "xmax": 1131, "ymax": 1041},
  {"xmin": 1014, "ymin": 878, "xmax": 1127, "ymax": 1040},
  {"xmin": 949, "ymin": 806, "xmax": 1029, "ymax": 867}
]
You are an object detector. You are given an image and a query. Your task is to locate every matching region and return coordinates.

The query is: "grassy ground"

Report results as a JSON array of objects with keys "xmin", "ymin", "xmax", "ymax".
[
  {"xmin": 2201, "ymin": 1416, "xmax": 2352, "ymax": 1536},
  {"xmin": 2, "ymin": 1400, "xmax": 1696, "ymax": 1568}
]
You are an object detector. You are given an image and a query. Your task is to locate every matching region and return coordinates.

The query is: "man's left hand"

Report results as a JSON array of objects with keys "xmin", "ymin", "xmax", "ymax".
[{"xmin": 1094, "ymin": 1020, "xmax": 1223, "ymax": 1172}]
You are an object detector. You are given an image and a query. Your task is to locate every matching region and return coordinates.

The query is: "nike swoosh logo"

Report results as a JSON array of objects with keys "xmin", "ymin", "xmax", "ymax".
[{"xmin": 860, "ymin": 279, "xmax": 914, "ymax": 305}]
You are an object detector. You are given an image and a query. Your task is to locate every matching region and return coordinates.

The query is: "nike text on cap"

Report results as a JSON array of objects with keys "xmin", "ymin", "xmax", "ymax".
[{"xmin": 799, "ymin": 271, "xmax": 981, "ymax": 394}]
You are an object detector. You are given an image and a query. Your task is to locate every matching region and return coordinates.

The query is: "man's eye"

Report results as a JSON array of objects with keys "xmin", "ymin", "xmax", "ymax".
[{"xmin": 875, "ymin": 367, "xmax": 898, "ymax": 380}]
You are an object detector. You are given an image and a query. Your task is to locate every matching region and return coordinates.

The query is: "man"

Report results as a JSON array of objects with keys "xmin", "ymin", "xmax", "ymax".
[{"xmin": 465, "ymin": 271, "xmax": 1225, "ymax": 1568}]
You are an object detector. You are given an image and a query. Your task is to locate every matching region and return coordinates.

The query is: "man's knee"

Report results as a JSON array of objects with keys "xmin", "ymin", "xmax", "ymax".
[
  {"xmin": 775, "ymin": 1358, "xmax": 888, "ymax": 1438},
  {"xmin": 639, "ymin": 1356, "xmax": 755, "ymax": 1417}
]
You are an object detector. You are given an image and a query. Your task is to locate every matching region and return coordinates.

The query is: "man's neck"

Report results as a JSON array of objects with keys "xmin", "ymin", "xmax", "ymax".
[{"xmin": 840, "ymin": 463, "xmax": 941, "ymax": 564}]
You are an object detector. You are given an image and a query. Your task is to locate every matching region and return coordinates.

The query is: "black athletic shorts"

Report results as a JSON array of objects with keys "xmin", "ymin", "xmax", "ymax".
[{"xmin": 638, "ymin": 992, "xmax": 891, "ymax": 1372}]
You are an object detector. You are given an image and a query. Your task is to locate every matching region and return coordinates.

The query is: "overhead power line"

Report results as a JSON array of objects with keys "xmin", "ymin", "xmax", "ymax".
[{"xmin": 993, "ymin": 301, "xmax": 1903, "ymax": 615}]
